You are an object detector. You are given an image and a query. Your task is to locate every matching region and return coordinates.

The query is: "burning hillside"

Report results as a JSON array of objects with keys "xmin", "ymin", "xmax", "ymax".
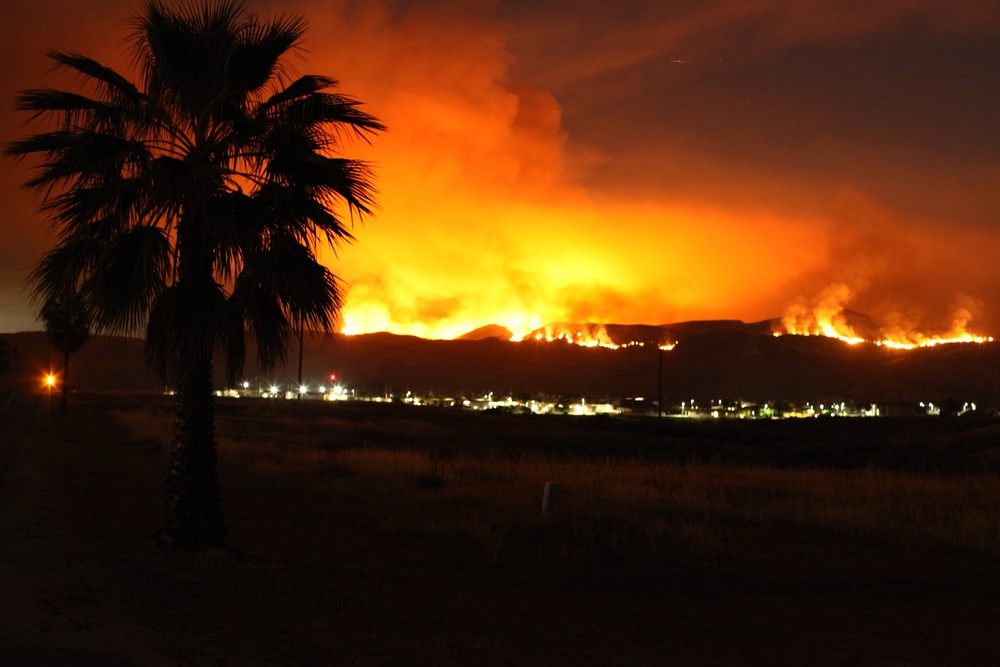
[
  {"xmin": 523, "ymin": 322, "xmax": 673, "ymax": 350},
  {"xmin": 776, "ymin": 283, "xmax": 993, "ymax": 349},
  {"xmin": 427, "ymin": 306, "xmax": 995, "ymax": 354}
]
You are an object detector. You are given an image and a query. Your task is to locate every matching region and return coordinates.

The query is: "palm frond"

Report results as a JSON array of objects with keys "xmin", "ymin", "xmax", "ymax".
[
  {"xmin": 43, "ymin": 178, "xmax": 143, "ymax": 233},
  {"xmin": 256, "ymin": 235, "xmax": 342, "ymax": 327},
  {"xmin": 46, "ymin": 51, "xmax": 146, "ymax": 108},
  {"xmin": 290, "ymin": 93, "xmax": 387, "ymax": 142},
  {"xmin": 261, "ymin": 76, "xmax": 386, "ymax": 140},
  {"xmin": 144, "ymin": 277, "xmax": 241, "ymax": 381},
  {"xmin": 263, "ymin": 141, "xmax": 378, "ymax": 218},
  {"xmin": 28, "ymin": 235, "xmax": 104, "ymax": 305},
  {"xmin": 260, "ymin": 74, "xmax": 335, "ymax": 108},
  {"xmin": 228, "ymin": 13, "xmax": 307, "ymax": 95},
  {"xmin": 84, "ymin": 225, "xmax": 171, "ymax": 335},
  {"xmin": 8, "ymin": 130, "xmax": 152, "ymax": 191},
  {"xmin": 205, "ymin": 189, "xmax": 268, "ymax": 280},
  {"xmin": 315, "ymin": 158, "xmax": 379, "ymax": 216},
  {"xmin": 230, "ymin": 273, "xmax": 290, "ymax": 371},
  {"xmin": 15, "ymin": 89, "xmax": 126, "ymax": 130},
  {"xmin": 252, "ymin": 182, "xmax": 356, "ymax": 248}
]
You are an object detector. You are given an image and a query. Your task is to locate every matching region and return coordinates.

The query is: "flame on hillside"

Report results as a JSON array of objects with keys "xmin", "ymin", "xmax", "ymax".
[
  {"xmin": 777, "ymin": 283, "xmax": 993, "ymax": 348},
  {"xmin": 528, "ymin": 323, "xmax": 675, "ymax": 350},
  {"xmin": 339, "ymin": 283, "xmax": 990, "ymax": 351},
  {"xmin": 339, "ymin": 312, "xmax": 673, "ymax": 350}
]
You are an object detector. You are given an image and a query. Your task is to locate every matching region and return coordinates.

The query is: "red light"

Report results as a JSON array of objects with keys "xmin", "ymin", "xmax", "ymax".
[{"xmin": 330, "ymin": 374, "xmax": 336, "ymax": 382}]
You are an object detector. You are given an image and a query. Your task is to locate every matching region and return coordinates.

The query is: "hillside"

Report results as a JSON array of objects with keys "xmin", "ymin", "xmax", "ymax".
[{"xmin": 3, "ymin": 323, "xmax": 999, "ymax": 407}]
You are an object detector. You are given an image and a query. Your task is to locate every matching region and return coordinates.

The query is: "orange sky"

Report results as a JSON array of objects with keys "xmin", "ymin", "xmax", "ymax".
[{"xmin": 2, "ymin": 0, "xmax": 999, "ymax": 339}]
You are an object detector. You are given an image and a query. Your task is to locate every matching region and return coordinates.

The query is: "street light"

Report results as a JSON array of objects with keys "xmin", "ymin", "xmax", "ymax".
[{"xmin": 44, "ymin": 372, "xmax": 56, "ymax": 417}]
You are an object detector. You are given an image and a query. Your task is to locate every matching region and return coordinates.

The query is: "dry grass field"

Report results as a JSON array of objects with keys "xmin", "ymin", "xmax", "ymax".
[{"xmin": 2, "ymin": 391, "xmax": 1000, "ymax": 665}]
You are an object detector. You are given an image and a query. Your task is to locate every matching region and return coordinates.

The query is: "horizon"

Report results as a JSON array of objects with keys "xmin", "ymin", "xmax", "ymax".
[{"xmin": 4, "ymin": 311, "xmax": 994, "ymax": 351}]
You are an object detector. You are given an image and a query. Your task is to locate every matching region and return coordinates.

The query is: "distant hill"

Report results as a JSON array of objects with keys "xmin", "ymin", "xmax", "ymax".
[
  {"xmin": 457, "ymin": 324, "xmax": 514, "ymax": 341},
  {"xmin": 4, "ymin": 322, "xmax": 999, "ymax": 408}
]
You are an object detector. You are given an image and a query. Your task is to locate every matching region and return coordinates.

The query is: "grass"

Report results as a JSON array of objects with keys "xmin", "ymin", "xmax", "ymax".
[
  {"xmin": 12, "ymin": 392, "xmax": 1000, "ymax": 666},
  {"xmin": 110, "ymin": 397, "xmax": 1000, "ymax": 566}
]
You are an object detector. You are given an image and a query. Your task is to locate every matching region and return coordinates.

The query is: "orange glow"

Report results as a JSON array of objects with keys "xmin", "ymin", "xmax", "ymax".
[
  {"xmin": 301, "ymin": 3, "xmax": 831, "ymax": 341},
  {"xmin": 44, "ymin": 373, "xmax": 56, "ymax": 388},
  {"xmin": 3, "ymin": 2, "xmax": 1000, "ymax": 341},
  {"xmin": 305, "ymin": 8, "xmax": 997, "ymax": 344},
  {"xmin": 332, "ymin": 200, "xmax": 825, "ymax": 340}
]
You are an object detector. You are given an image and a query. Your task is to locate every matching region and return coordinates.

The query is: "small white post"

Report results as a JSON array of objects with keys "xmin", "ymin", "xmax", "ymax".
[{"xmin": 542, "ymin": 482, "xmax": 562, "ymax": 513}]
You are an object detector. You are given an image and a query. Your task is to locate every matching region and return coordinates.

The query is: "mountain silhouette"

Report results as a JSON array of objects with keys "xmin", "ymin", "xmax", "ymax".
[{"xmin": 3, "ymin": 320, "xmax": 998, "ymax": 409}]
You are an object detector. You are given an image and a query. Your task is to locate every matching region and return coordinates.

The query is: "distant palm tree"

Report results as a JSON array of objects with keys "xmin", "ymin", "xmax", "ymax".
[
  {"xmin": 40, "ymin": 289, "xmax": 91, "ymax": 411},
  {"xmin": 0, "ymin": 339, "xmax": 15, "ymax": 377},
  {"xmin": 6, "ymin": 0, "xmax": 384, "ymax": 550}
]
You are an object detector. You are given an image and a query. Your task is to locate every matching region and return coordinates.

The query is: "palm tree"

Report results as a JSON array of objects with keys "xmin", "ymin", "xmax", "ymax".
[
  {"xmin": 6, "ymin": 0, "xmax": 384, "ymax": 550},
  {"xmin": 0, "ymin": 339, "xmax": 15, "ymax": 377},
  {"xmin": 40, "ymin": 289, "xmax": 91, "ymax": 411}
]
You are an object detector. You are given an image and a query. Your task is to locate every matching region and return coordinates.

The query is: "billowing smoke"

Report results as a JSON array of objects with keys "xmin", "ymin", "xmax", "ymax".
[
  {"xmin": 1, "ymin": 0, "xmax": 997, "ymax": 338},
  {"xmin": 778, "ymin": 191, "xmax": 994, "ymax": 344}
]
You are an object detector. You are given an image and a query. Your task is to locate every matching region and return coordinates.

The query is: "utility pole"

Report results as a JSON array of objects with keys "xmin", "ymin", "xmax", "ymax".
[
  {"xmin": 657, "ymin": 344, "xmax": 663, "ymax": 418},
  {"xmin": 297, "ymin": 320, "xmax": 304, "ymax": 400}
]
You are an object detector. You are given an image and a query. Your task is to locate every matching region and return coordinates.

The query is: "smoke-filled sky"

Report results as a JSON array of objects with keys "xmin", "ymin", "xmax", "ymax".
[{"xmin": 2, "ymin": 0, "xmax": 999, "ymax": 339}]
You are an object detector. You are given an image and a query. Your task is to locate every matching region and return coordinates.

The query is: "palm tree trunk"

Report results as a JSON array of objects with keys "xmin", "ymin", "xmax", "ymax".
[
  {"xmin": 160, "ymin": 209, "xmax": 227, "ymax": 550},
  {"xmin": 59, "ymin": 346, "xmax": 70, "ymax": 412},
  {"xmin": 162, "ymin": 348, "xmax": 227, "ymax": 549}
]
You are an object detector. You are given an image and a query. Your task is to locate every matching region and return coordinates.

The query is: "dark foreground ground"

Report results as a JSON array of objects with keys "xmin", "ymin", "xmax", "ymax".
[{"xmin": 1, "ymin": 391, "xmax": 999, "ymax": 666}]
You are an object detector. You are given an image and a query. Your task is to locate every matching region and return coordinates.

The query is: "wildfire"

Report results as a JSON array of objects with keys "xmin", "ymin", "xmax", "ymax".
[
  {"xmin": 773, "ymin": 329, "xmax": 994, "ymax": 348},
  {"xmin": 338, "ymin": 281, "xmax": 992, "ymax": 352},
  {"xmin": 531, "ymin": 323, "xmax": 621, "ymax": 349},
  {"xmin": 530, "ymin": 331, "xmax": 676, "ymax": 350},
  {"xmin": 777, "ymin": 283, "xmax": 993, "ymax": 349},
  {"xmin": 340, "ymin": 313, "xmax": 678, "ymax": 350},
  {"xmin": 519, "ymin": 323, "xmax": 676, "ymax": 350},
  {"xmin": 873, "ymin": 334, "xmax": 993, "ymax": 349}
]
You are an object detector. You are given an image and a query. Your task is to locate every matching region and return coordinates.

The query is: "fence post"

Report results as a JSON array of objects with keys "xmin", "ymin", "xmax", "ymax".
[{"xmin": 542, "ymin": 482, "xmax": 562, "ymax": 513}]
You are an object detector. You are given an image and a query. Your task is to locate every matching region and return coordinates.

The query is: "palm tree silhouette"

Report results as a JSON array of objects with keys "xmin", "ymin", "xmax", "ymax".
[
  {"xmin": 40, "ymin": 289, "xmax": 91, "ymax": 412},
  {"xmin": 7, "ymin": 0, "xmax": 384, "ymax": 549}
]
